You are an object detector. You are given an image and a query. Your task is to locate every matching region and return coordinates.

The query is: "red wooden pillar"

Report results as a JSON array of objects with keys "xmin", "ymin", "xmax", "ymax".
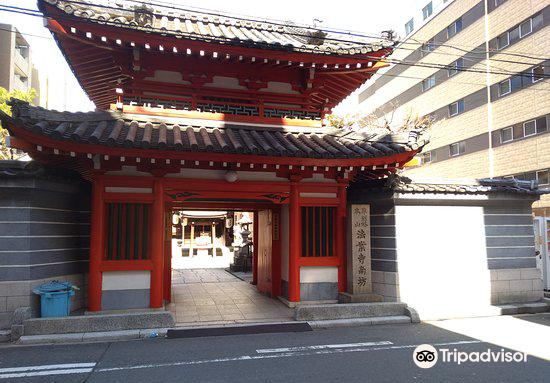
[
  {"xmin": 150, "ymin": 178, "xmax": 165, "ymax": 308},
  {"xmin": 336, "ymin": 184, "xmax": 347, "ymax": 293},
  {"xmin": 288, "ymin": 179, "xmax": 301, "ymax": 302},
  {"xmin": 88, "ymin": 176, "xmax": 104, "ymax": 311},
  {"xmin": 271, "ymin": 206, "xmax": 282, "ymax": 297},
  {"xmin": 252, "ymin": 211, "xmax": 259, "ymax": 285},
  {"xmin": 163, "ymin": 205, "xmax": 172, "ymax": 303}
]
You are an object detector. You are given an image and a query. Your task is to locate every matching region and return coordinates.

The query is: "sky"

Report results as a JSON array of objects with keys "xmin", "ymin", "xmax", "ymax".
[{"xmin": 0, "ymin": 0, "xmax": 425, "ymax": 113}]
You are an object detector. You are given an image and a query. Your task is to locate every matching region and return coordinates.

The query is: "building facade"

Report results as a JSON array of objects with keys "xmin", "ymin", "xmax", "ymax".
[
  {"xmin": 357, "ymin": 0, "xmax": 550, "ymax": 216},
  {"xmin": 0, "ymin": 24, "xmax": 41, "ymax": 105}
]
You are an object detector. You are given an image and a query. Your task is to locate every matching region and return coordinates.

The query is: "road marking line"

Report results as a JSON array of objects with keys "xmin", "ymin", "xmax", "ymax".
[
  {"xmin": 0, "ymin": 363, "xmax": 96, "ymax": 373},
  {"xmin": 96, "ymin": 340, "xmax": 483, "ymax": 373},
  {"xmin": 0, "ymin": 368, "xmax": 93, "ymax": 379},
  {"xmin": 256, "ymin": 341, "xmax": 393, "ymax": 353}
]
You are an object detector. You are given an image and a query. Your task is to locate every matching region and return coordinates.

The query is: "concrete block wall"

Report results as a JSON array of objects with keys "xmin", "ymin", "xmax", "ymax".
[
  {"xmin": 490, "ymin": 268, "xmax": 544, "ymax": 304},
  {"xmin": 371, "ymin": 271, "xmax": 400, "ymax": 302},
  {"xmin": 0, "ymin": 164, "xmax": 90, "ymax": 328}
]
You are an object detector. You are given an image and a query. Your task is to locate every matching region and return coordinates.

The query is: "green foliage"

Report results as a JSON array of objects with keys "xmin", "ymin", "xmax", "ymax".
[{"xmin": 0, "ymin": 87, "xmax": 36, "ymax": 160}]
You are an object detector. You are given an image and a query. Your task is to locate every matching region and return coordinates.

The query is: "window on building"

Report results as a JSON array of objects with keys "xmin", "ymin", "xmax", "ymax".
[
  {"xmin": 422, "ymin": 2, "xmax": 433, "ymax": 20},
  {"xmin": 448, "ymin": 58, "xmax": 464, "ymax": 77},
  {"xmin": 520, "ymin": 19, "xmax": 532, "ymax": 37},
  {"xmin": 14, "ymin": 74, "xmax": 28, "ymax": 86},
  {"xmin": 422, "ymin": 75, "xmax": 436, "ymax": 91},
  {"xmin": 301, "ymin": 207, "xmax": 335, "ymax": 257},
  {"xmin": 449, "ymin": 141, "xmax": 465, "ymax": 157},
  {"xmin": 497, "ymin": 32, "xmax": 509, "ymax": 49},
  {"xmin": 508, "ymin": 26, "xmax": 520, "ymax": 43},
  {"xmin": 532, "ymin": 65, "xmax": 544, "ymax": 83},
  {"xmin": 510, "ymin": 75, "xmax": 523, "ymax": 91},
  {"xmin": 500, "ymin": 127, "xmax": 513, "ymax": 143},
  {"xmin": 522, "ymin": 172, "xmax": 537, "ymax": 182},
  {"xmin": 499, "ymin": 79, "xmax": 511, "ymax": 96},
  {"xmin": 537, "ymin": 170, "xmax": 550, "ymax": 187},
  {"xmin": 524, "ymin": 120, "xmax": 537, "ymax": 137},
  {"xmin": 536, "ymin": 117, "xmax": 548, "ymax": 133},
  {"xmin": 421, "ymin": 151, "xmax": 433, "ymax": 164},
  {"xmin": 15, "ymin": 43, "xmax": 29, "ymax": 59},
  {"xmin": 449, "ymin": 99, "xmax": 465, "ymax": 117},
  {"xmin": 405, "ymin": 18, "xmax": 414, "ymax": 35},
  {"xmin": 532, "ymin": 13, "xmax": 543, "ymax": 30},
  {"xmin": 447, "ymin": 18, "xmax": 463, "ymax": 39},
  {"xmin": 421, "ymin": 39, "xmax": 436, "ymax": 55},
  {"xmin": 495, "ymin": 0, "xmax": 507, "ymax": 7}
]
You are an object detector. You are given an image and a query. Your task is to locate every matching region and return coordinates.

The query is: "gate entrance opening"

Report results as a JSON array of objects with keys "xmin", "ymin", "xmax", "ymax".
[{"xmin": 165, "ymin": 205, "xmax": 291, "ymax": 325}]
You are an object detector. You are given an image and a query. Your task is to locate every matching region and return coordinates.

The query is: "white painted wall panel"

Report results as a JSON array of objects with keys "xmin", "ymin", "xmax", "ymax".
[
  {"xmin": 102, "ymin": 271, "xmax": 151, "ymax": 291},
  {"xmin": 300, "ymin": 266, "xmax": 338, "ymax": 283}
]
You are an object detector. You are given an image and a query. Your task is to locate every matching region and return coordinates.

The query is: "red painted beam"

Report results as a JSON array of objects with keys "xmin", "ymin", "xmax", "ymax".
[
  {"xmin": 150, "ymin": 178, "xmax": 165, "ymax": 308},
  {"xmin": 252, "ymin": 211, "xmax": 258, "ymax": 285},
  {"xmin": 336, "ymin": 184, "xmax": 347, "ymax": 293},
  {"xmin": 287, "ymin": 180, "xmax": 301, "ymax": 302},
  {"xmin": 88, "ymin": 176, "xmax": 105, "ymax": 311}
]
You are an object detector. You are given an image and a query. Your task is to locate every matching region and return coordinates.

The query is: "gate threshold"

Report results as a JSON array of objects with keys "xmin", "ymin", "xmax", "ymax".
[{"xmin": 166, "ymin": 321, "xmax": 312, "ymax": 339}]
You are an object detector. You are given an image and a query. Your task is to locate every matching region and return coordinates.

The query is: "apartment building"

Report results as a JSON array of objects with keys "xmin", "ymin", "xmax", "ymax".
[
  {"xmin": 357, "ymin": 0, "xmax": 550, "ymax": 216},
  {"xmin": 0, "ymin": 24, "xmax": 41, "ymax": 105}
]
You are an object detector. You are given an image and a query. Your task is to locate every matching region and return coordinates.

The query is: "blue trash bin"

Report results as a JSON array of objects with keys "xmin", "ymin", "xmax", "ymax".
[{"xmin": 32, "ymin": 280, "xmax": 76, "ymax": 318}]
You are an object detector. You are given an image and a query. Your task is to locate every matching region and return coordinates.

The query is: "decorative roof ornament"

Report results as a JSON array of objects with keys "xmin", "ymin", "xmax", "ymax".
[{"xmin": 133, "ymin": 4, "xmax": 154, "ymax": 27}]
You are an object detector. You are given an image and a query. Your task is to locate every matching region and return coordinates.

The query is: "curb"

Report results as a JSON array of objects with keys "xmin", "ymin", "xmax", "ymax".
[
  {"xmin": 11, "ymin": 315, "xmax": 414, "ymax": 345},
  {"xmin": 307, "ymin": 315, "xmax": 412, "ymax": 329},
  {"xmin": 16, "ymin": 328, "xmax": 169, "ymax": 345}
]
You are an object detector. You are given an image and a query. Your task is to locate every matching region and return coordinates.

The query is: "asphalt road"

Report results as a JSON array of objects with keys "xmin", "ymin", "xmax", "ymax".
[{"xmin": 0, "ymin": 315, "xmax": 549, "ymax": 383}]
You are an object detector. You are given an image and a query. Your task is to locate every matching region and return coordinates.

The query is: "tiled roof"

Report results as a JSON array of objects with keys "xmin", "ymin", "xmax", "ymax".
[
  {"xmin": 356, "ymin": 175, "xmax": 548, "ymax": 195},
  {"xmin": 2, "ymin": 99, "xmax": 426, "ymax": 160},
  {"xmin": 40, "ymin": 0, "xmax": 393, "ymax": 55}
]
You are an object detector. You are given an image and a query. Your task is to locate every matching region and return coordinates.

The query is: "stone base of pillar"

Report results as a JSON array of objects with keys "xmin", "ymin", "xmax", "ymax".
[{"xmin": 338, "ymin": 292, "xmax": 383, "ymax": 303}]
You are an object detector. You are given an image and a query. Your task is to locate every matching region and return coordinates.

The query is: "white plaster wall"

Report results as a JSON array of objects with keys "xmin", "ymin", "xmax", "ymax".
[
  {"xmin": 301, "ymin": 174, "xmax": 337, "ymax": 183},
  {"xmin": 144, "ymin": 70, "xmax": 190, "ymax": 84},
  {"xmin": 260, "ymin": 81, "xmax": 299, "ymax": 94},
  {"xmin": 102, "ymin": 271, "xmax": 151, "ymax": 291},
  {"xmin": 166, "ymin": 169, "xmax": 286, "ymax": 182},
  {"xmin": 105, "ymin": 166, "xmax": 151, "ymax": 177},
  {"xmin": 281, "ymin": 204, "xmax": 289, "ymax": 281},
  {"xmin": 204, "ymin": 76, "xmax": 246, "ymax": 90},
  {"xmin": 395, "ymin": 205, "xmax": 492, "ymax": 320},
  {"xmin": 300, "ymin": 266, "xmax": 338, "ymax": 283}
]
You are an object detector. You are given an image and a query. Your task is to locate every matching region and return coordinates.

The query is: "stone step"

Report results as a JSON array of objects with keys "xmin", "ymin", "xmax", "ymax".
[
  {"xmin": 497, "ymin": 301, "xmax": 550, "ymax": 315},
  {"xmin": 0, "ymin": 330, "xmax": 10, "ymax": 343},
  {"xmin": 294, "ymin": 302, "xmax": 409, "ymax": 321},
  {"xmin": 23, "ymin": 311, "xmax": 174, "ymax": 336}
]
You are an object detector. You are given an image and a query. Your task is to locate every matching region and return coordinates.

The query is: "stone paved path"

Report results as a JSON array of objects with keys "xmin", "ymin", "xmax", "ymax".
[{"xmin": 168, "ymin": 268, "xmax": 293, "ymax": 325}]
